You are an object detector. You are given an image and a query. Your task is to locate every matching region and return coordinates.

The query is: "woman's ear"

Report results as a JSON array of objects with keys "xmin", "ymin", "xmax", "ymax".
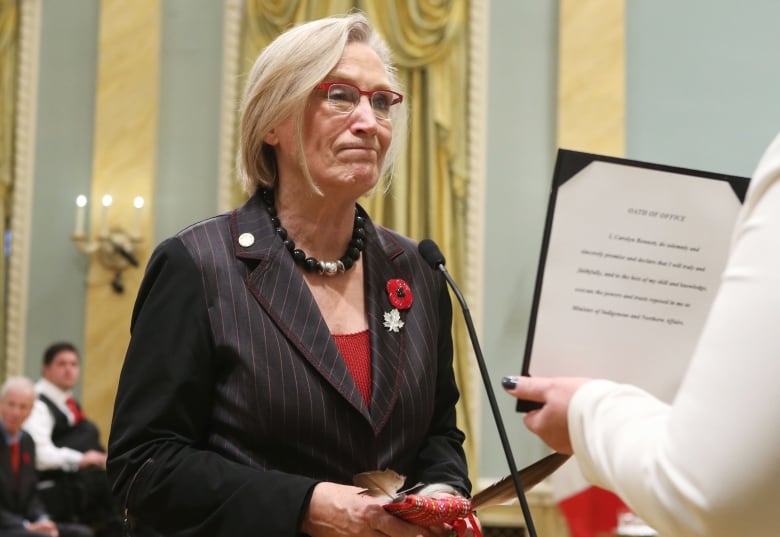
[{"xmin": 264, "ymin": 129, "xmax": 279, "ymax": 146}]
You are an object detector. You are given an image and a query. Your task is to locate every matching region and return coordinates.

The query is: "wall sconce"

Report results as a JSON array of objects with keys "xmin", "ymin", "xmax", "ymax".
[{"xmin": 71, "ymin": 193, "xmax": 144, "ymax": 293}]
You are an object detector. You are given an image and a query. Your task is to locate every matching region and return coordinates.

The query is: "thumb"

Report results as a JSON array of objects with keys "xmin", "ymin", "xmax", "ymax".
[{"xmin": 501, "ymin": 375, "xmax": 547, "ymax": 403}]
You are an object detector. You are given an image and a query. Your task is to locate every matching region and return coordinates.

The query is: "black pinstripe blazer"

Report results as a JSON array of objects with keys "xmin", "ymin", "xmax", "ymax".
[
  {"xmin": 0, "ymin": 432, "xmax": 47, "ymax": 529},
  {"xmin": 107, "ymin": 192, "xmax": 470, "ymax": 537}
]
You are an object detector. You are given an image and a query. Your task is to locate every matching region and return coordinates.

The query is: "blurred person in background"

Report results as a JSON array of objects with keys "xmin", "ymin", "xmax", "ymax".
[
  {"xmin": 24, "ymin": 343, "xmax": 122, "ymax": 537},
  {"xmin": 1, "ymin": 375, "xmax": 92, "ymax": 537}
]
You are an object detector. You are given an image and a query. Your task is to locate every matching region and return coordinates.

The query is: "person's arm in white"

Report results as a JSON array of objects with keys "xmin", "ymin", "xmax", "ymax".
[
  {"xmin": 570, "ymin": 133, "xmax": 780, "ymax": 537},
  {"xmin": 23, "ymin": 400, "xmax": 83, "ymax": 471}
]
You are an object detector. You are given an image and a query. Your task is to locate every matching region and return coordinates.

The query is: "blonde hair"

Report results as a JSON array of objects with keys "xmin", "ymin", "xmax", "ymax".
[{"xmin": 237, "ymin": 12, "xmax": 408, "ymax": 195}]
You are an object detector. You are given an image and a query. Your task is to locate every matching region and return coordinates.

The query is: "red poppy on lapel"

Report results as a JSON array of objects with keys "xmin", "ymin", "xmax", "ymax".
[
  {"xmin": 386, "ymin": 279, "xmax": 412, "ymax": 310},
  {"xmin": 22, "ymin": 452, "xmax": 30, "ymax": 465}
]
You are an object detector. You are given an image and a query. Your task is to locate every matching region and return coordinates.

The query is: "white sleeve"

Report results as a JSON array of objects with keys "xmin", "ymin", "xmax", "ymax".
[
  {"xmin": 568, "ymin": 134, "xmax": 780, "ymax": 537},
  {"xmin": 23, "ymin": 400, "xmax": 83, "ymax": 472}
]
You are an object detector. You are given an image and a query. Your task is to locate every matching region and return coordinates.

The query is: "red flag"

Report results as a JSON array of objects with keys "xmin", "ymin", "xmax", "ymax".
[{"xmin": 551, "ymin": 458, "xmax": 627, "ymax": 537}]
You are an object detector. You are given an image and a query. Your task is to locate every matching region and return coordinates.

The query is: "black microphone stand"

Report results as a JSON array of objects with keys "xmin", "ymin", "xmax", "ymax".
[{"xmin": 436, "ymin": 265, "xmax": 539, "ymax": 537}]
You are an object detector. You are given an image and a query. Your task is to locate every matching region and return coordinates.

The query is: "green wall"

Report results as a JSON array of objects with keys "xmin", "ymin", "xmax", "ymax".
[
  {"xmin": 155, "ymin": 0, "xmax": 224, "ymax": 241},
  {"xmin": 25, "ymin": 0, "xmax": 222, "ymax": 381},
  {"xmin": 481, "ymin": 0, "xmax": 559, "ymax": 473},
  {"xmin": 27, "ymin": 0, "xmax": 98, "ymax": 375},
  {"xmin": 625, "ymin": 0, "xmax": 780, "ymax": 174}
]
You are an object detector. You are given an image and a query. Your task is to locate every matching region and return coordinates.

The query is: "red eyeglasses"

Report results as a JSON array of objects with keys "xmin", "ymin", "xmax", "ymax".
[{"xmin": 315, "ymin": 82, "xmax": 403, "ymax": 119}]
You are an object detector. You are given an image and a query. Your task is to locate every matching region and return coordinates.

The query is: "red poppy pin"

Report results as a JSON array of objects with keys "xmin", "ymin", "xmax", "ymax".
[
  {"xmin": 386, "ymin": 279, "xmax": 413, "ymax": 310},
  {"xmin": 384, "ymin": 279, "xmax": 412, "ymax": 333},
  {"xmin": 22, "ymin": 452, "xmax": 30, "ymax": 465}
]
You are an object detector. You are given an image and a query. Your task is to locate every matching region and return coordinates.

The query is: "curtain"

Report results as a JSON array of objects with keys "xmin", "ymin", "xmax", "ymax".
[
  {"xmin": 0, "ymin": 0, "xmax": 19, "ymax": 379},
  {"xmin": 239, "ymin": 0, "xmax": 477, "ymax": 480}
]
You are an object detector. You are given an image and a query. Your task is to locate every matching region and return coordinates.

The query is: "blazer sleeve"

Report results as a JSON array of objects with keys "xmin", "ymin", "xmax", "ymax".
[
  {"xmin": 408, "ymin": 274, "xmax": 470, "ymax": 496},
  {"xmin": 0, "ymin": 509, "xmax": 26, "ymax": 530},
  {"xmin": 106, "ymin": 238, "xmax": 318, "ymax": 537}
]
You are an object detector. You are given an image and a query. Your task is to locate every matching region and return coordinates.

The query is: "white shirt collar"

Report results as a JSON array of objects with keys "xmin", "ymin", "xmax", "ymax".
[{"xmin": 35, "ymin": 377, "xmax": 73, "ymax": 407}]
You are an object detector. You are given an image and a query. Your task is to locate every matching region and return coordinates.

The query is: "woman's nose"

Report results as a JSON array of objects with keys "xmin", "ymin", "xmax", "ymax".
[{"xmin": 350, "ymin": 96, "xmax": 379, "ymax": 129}]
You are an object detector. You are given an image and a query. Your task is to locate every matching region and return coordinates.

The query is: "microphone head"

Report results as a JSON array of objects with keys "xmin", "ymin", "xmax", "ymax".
[{"xmin": 418, "ymin": 239, "xmax": 446, "ymax": 268}]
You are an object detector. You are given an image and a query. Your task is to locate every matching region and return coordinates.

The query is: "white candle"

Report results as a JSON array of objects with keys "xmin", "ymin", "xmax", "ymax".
[
  {"xmin": 100, "ymin": 194, "xmax": 113, "ymax": 237},
  {"xmin": 75, "ymin": 195, "xmax": 87, "ymax": 237},
  {"xmin": 133, "ymin": 196, "xmax": 144, "ymax": 238}
]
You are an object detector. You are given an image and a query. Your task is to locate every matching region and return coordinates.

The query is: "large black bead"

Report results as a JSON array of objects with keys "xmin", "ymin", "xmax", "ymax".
[
  {"xmin": 270, "ymin": 216, "xmax": 280, "ymax": 227},
  {"xmin": 275, "ymin": 227, "xmax": 287, "ymax": 240},
  {"xmin": 353, "ymin": 227, "xmax": 366, "ymax": 240},
  {"xmin": 340, "ymin": 256, "xmax": 354, "ymax": 270},
  {"xmin": 292, "ymin": 249, "xmax": 306, "ymax": 263},
  {"xmin": 283, "ymin": 239, "xmax": 295, "ymax": 252},
  {"xmin": 346, "ymin": 246, "xmax": 360, "ymax": 260},
  {"xmin": 350, "ymin": 237, "xmax": 365, "ymax": 251},
  {"xmin": 303, "ymin": 257, "xmax": 320, "ymax": 272},
  {"xmin": 261, "ymin": 192, "xmax": 275, "ymax": 209}
]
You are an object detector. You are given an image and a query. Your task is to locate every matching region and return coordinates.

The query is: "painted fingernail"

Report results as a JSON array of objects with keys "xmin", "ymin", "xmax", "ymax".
[{"xmin": 501, "ymin": 376, "xmax": 517, "ymax": 389}]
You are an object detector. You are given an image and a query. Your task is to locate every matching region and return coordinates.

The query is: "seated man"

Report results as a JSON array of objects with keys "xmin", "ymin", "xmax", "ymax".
[
  {"xmin": 0, "ymin": 375, "xmax": 92, "ymax": 537},
  {"xmin": 22, "ymin": 342, "xmax": 122, "ymax": 537}
]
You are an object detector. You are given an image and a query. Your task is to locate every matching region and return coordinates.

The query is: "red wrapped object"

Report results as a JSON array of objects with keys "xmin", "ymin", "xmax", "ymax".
[
  {"xmin": 383, "ymin": 494, "xmax": 472, "ymax": 526},
  {"xmin": 359, "ymin": 453, "xmax": 571, "ymax": 537},
  {"xmin": 383, "ymin": 495, "xmax": 482, "ymax": 537}
]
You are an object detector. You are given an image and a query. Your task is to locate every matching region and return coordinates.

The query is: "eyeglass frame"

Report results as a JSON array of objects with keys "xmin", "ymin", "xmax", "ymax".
[{"xmin": 315, "ymin": 82, "xmax": 404, "ymax": 119}]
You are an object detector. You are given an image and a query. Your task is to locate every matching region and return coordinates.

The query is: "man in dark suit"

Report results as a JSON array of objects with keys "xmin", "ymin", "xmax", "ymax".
[
  {"xmin": 22, "ymin": 343, "xmax": 122, "ymax": 537},
  {"xmin": 0, "ymin": 375, "xmax": 92, "ymax": 537}
]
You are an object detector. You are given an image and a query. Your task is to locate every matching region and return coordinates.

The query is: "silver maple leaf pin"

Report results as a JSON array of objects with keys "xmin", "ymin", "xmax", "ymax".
[{"xmin": 383, "ymin": 309, "xmax": 404, "ymax": 333}]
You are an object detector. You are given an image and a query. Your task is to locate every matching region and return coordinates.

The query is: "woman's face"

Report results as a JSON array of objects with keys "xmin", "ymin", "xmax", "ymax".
[{"xmin": 267, "ymin": 42, "xmax": 394, "ymax": 199}]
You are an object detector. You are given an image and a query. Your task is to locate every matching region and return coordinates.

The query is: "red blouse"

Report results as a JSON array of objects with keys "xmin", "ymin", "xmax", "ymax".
[{"xmin": 333, "ymin": 330, "xmax": 372, "ymax": 405}]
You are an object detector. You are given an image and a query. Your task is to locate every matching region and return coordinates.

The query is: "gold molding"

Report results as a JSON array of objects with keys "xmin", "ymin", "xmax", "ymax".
[
  {"xmin": 82, "ymin": 0, "xmax": 160, "ymax": 435},
  {"xmin": 7, "ymin": 0, "xmax": 41, "ymax": 375},
  {"xmin": 465, "ymin": 0, "xmax": 489, "ymax": 464},
  {"xmin": 217, "ymin": 0, "xmax": 243, "ymax": 213}
]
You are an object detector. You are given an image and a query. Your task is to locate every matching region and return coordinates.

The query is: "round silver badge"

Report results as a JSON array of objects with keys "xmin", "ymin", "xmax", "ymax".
[{"xmin": 238, "ymin": 233, "xmax": 255, "ymax": 247}]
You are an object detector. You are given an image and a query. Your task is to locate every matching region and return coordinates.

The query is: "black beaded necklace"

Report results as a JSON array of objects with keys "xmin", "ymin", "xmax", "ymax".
[{"xmin": 260, "ymin": 189, "xmax": 366, "ymax": 276}]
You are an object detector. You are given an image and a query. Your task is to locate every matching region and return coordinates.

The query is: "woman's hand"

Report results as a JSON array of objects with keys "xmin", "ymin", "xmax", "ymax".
[
  {"xmin": 27, "ymin": 520, "xmax": 59, "ymax": 537},
  {"xmin": 301, "ymin": 482, "xmax": 438, "ymax": 537},
  {"xmin": 423, "ymin": 492, "xmax": 480, "ymax": 537},
  {"xmin": 501, "ymin": 375, "xmax": 590, "ymax": 454}
]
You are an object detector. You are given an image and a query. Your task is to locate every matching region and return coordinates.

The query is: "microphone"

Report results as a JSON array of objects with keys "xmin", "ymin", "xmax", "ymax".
[{"xmin": 418, "ymin": 239, "xmax": 539, "ymax": 537}]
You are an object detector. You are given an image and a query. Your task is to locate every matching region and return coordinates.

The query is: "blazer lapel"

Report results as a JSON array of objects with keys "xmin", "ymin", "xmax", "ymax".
[
  {"xmin": 0, "ymin": 442, "xmax": 15, "ymax": 506},
  {"xmin": 363, "ymin": 219, "xmax": 409, "ymax": 434},
  {"xmin": 232, "ymin": 194, "xmax": 369, "ymax": 421},
  {"xmin": 18, "ymin": 436, "xmax": 35, "ymax": 506}
]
